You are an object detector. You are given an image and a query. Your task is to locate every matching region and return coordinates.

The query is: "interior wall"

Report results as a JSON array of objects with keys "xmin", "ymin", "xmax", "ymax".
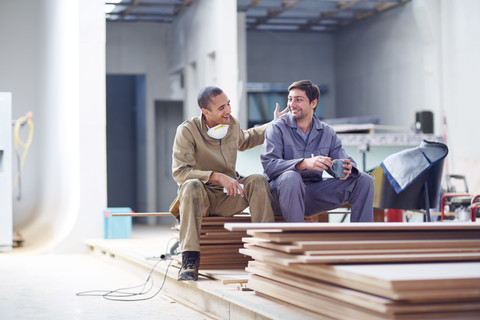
[
  {"xmin": 170, "ymin": 0, "xmax": 240, "ymax": 120},
  {"xmin": 107, "ymin": 1, "xmax": 241, "ymax": 215},
  {"xmin": 334, "ymin": 0, "xmax": 480, "ymax": 194},
  {"xmin": 246, "ymin": 31, "xmax": 336, "ymax": 118},
  {"xmin": 0, "ymin": 0, "xmax": 44, "ymax": 231},
  {"xmin": 237, "ymin": 11, "xmax": 248, "ymax": 127},
  {"xmin": 0, "ymin": 0, "xmax": 106, "ymax": 253},
  {"xmin": 439, "ymin": 0, "xmax": 480, "ymax": 193},
  {"xmin": 334, "ymin": 2, "xmax": 425, "ymax": 127},
  {"xmin": 106, "ymin": 22, "xmax": 171, "ymax": 213}
]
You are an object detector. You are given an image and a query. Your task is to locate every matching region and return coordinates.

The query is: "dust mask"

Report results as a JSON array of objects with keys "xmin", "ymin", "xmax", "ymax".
[{"xmin": 207, "ymin": 124, "xmax": 229, "ymax": 140}]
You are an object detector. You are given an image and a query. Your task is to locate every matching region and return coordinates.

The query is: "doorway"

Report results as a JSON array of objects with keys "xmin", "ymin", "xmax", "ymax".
[
  {"xmin": 155, "ymin": 100, "xmax": 183, "ymax": 217},
  {"xmin": 106, "ymin": 75, "xmax": 145, "ymax": 211}
]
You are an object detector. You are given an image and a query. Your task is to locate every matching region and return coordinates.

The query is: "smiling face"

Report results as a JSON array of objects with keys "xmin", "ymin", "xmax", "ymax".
[
  {"xmin": 201, "ymin": 92, "xmax": 232, "ymax": 127},
  {"xmin": 288, "ymin": 88, "xmax": 317, "ymax": 121}
]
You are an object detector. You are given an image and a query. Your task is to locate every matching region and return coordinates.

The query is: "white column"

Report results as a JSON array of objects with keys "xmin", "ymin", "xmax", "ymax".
[
  {"xmin": 0, "ymin": 0, "xmax": 106, "ymax": 253},
  {"xmin": 0, "ymin": 93, "xmax": 13, "ymax": 252}
]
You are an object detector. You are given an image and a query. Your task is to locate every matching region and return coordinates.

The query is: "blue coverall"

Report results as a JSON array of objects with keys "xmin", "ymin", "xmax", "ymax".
[{"xmin": 261, "ymin": 113, "xmax": 374, "ymax": 222}]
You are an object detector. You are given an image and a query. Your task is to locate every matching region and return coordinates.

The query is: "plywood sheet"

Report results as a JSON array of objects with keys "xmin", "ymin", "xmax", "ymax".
[
  {"xmin": 246, "ymin": 230, "xmax": 480, "ymax": 242},
  {"xmin": 304, "ymin": 248, "xmax": 480, "ymax": 256},
  {"xmin": 298, "ymin": 252, "xmax": 480, "ymax": 263},
  {"xmin": 243, "ymin": 237, "xmax": 304, "ymax": 253},
  {"xmin": 247, "ymin": 260, "xmax": 480, "ymax": 302},
  {"xmin": 292, "ymin": 262, "xmax": 480, "ymax": 301},
  {"xmin": 248, "ymin": 275, "xmax": 387, "ymax": 320},
  {"xmin": 247, "ymin": 261, "xmax": 392, "ymax": 313},
  {"xmin": 238, "ymin": 223, "xmax": 480, "ymax": 303},
  {"xmin": 247, "ymin": 261, "xmax": 480, "ymax": 317},
  {"xmin": 225, "ymin": 222, "xmax": 480, "ymax": 232},
  {"xmin": 295, "ymin": 239, "xmax": 480, "ymax": 251},
  {"xmin": 241, "ymin": 244, "xmax": 480, "ymax": 264},
  {"xmin": 245, "ymin": 237, "xmax": 480, "ymax": 254},
  {"xmin": 200, "ymin": 269, "xmax": 249, "ymax": 284},
  {"xmin": 249, "ymin": 275, "xmax": 480, "ymax": 320}
]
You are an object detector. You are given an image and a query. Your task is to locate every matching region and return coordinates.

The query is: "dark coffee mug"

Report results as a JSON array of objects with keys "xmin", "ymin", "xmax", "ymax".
[{"xmin": 332, "ymin": 159, "xmax": 346, "ymax": 178}]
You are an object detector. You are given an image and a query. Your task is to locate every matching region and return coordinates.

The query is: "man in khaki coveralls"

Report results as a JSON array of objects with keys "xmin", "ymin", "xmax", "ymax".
[{"xmin": 172, "ymin": 86, "xmax": 286, "ymax": 281}]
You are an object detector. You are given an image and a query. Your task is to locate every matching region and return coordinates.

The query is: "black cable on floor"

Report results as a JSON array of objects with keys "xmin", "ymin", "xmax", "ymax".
[{"xmin": 76, "ymin": 238, "xmax": 178, "ymax": 302}]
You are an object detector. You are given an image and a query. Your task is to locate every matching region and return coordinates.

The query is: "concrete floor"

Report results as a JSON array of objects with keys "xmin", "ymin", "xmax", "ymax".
[{"xmin": 0, "ymin": 223, "xmax": 212, "ymax": 320}]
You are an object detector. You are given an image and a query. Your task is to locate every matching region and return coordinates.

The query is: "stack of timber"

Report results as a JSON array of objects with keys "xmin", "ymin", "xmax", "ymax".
[
  {"xmin": 224, "ymin": 222, "xmax": 480, "ymax": 319},
  {"xmin": 199, "ymin": 214, "xmax": 286, "ymax": 269},
  {"xmin": 199, "ymin": 215, "xmax": 252, "ymax": 269}
]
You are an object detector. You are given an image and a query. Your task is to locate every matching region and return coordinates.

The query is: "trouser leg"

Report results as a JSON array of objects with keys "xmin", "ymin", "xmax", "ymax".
[
  {"xmin": 178, "ymin": 179, "xmax": 209, "ymax": 252},
  {"xmin": 271, "ymin": 171, "xmax": 305, "ymax": 222},
  {"xmin": 212, "ymin": 174, "xmax": 275, "ymax": 222},
  {"xmin": 241, "ymin": 174, "xmax": 275, "ymax": 222},
  {"xmin": 348, "ymin": 172, "xmax": 374, "ymax": 222},
  {"xmin": 304, "ymin": 172, "xmax": 374, "ymax": 222}
]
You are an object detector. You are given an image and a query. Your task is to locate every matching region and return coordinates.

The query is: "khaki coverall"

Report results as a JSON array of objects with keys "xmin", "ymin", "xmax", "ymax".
[{"xmin": 172, "ymin": 115, "xmax": 274, "ymax": 252}]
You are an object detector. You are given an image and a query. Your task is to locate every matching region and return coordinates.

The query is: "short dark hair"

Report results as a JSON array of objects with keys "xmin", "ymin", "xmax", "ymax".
[
  {"xmin": 197, "ymin": 86, "xmax": 224, "ymax": 110},
  {"xmin": 288, "ymin": 80, "xmax": 320, "ymax": 105}
]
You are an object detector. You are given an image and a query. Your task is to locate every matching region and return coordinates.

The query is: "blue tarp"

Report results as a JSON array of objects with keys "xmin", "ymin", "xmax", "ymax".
[{"xmin": 380, "ymin": 140, "xmax": 448, "ymax": 194}]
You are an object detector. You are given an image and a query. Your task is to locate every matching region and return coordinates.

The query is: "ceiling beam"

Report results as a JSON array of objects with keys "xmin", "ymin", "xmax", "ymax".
[
  {"xmin": 248, "ymin": 0, "xmax": 263, "ymax": 8},
  {"xmin": 337, "ymin": 1, "xmax": 359, "ymax": 11},
  {"xmin": 321, "ymin": 0, "xmax": 358, "ymax": 20},
  {"xmin": 106, "ymin": 0, "xmax": 412, "ymax": 32},
  {"xmin": 109, "ymin": 12, "xmax": 174, "ymax": 18},
  {"xmin": 375, "ymin": 1, "xmax": 399, "ymax": 12},
  {"xmin": 268, "ymin": 0, "xmax": 302, "ymax": 19},
  {"xmin": 355, "ymin": 10, "xmax": 375, "ymax": 20},
  {"xmin": 121, "ymin": 0, "xmax": 142, "ymax": 19},
  {"xmin": 249, "ymin": 0, "xmax": 302, "ymax": 30},
  {"xmin": 174, "ymin": 0, "xmax": 196, "ymax": 16}
]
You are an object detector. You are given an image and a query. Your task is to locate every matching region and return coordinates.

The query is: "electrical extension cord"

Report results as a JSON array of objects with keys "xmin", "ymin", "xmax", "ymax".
[
  {"xmin": 77, "ymin": 238, "xmax": 179, "ymax": 302},
  {"xmin": 146, "ymin": 239, "xmax": 180, "ymax": 261}
]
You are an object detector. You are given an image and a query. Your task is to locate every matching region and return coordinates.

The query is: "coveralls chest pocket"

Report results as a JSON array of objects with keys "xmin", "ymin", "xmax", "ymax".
[
  {"xmin": 218, "ymin": 139, "xmax": 238, "ymax": 163},
  {"xmin": 284, "ymin": 144, "xmax": 302, "ymax": 160},
  {"xmin": 310, "ymin": 147, "xmax": 330, "ymax": 158}
]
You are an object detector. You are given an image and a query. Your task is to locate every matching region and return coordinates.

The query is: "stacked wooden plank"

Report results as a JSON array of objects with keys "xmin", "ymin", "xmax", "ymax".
[
  {"xmin": 199, "ymin": 214, "xmax": 328, "ymax": 269},
  {"xmin": 199, "ymin": 215, "xmax": 252, "ymax": 269},
  {"xmin": 199, "ymin": 215, "xmax": 287, "ymax": 269},
  {"xmin": 224, "ymin": 222, "xmax": 480, "ymax": 319}
]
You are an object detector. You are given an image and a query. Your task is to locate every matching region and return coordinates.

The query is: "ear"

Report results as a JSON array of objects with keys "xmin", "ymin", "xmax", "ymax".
[
  {"xmin": 201, "ymin": 108, "xmax": 209, "ymax": 117},
  {"xmin": 310, "ymin": 99, "xmax": 318, "ymax": 109}
]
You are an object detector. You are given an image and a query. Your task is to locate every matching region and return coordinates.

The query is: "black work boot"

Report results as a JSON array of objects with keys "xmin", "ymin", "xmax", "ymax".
[{"xmin": 178, "ymin": 251, "xmax": 200, "ymax": 281}]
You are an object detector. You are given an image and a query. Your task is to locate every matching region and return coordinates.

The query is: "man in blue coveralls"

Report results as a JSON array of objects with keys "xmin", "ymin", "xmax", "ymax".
[{"xmin": 260, "ymin": 80, "xmax": 374, "ymax": 222}]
